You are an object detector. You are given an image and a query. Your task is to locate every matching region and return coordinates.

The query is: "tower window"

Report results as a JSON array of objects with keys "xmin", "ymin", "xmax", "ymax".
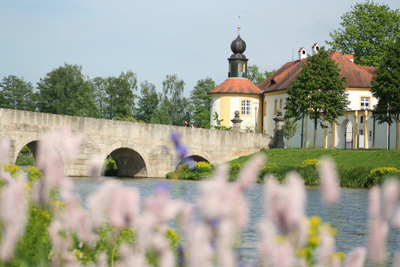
[{"xmin": 241, "ymin": 99, "xmax": 251, "ymax": 115}]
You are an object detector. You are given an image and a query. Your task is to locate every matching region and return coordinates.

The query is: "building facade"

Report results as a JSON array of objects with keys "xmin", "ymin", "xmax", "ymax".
[{"xmin": 211, "ymin": 37, "xmax": 395, "ymax": 149}]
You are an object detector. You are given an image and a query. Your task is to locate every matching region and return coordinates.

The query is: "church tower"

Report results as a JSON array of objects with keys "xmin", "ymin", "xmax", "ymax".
[{"xmin": 209, "ymin": 18, "xmax": 262, "ymax": 131}]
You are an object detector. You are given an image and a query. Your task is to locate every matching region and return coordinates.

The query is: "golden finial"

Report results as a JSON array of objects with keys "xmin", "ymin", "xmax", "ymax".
[{"xmin": 238, "ymin": 14, "xmax": 241, "ymax": 32}]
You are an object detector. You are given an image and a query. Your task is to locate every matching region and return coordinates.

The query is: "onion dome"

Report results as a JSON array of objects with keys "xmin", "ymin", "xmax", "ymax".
[{"xmin": 231, "ymin": 35, "xmax": 246, "ymax": 55}]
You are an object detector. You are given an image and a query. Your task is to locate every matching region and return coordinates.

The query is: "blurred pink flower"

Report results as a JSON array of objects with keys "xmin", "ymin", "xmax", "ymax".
[
  {"xmin": 0, "ymin": 174, "xmax": 28, "ymax": 261},
  {"xmin": 88, "ymin": 180, "xmax": 139, "ymax": 229},
  {"xmin": 116, "ymin": 244, "xmax": 149, "ymax": 267},
  {"xmin": 369, "ymin": 186, "xmax": 381, "ymax": 219},
  {"xmin": 272, "ymin": 241, "xmax": 294, "ymax": 267},
  {"xmin": 0, "ymin": 136, "xmax": 10, "ymax": 163},
  {"xmin": 236, "ymin": 153, "xmax": 265, "ymax": 190},
  {"xmin": 381, "ymin": 178, "xmax": 399, "ymax": 221},
  {"xmin": 258, "ymin": 219, "xmax": 276, "ymax": 266},
  {"xmin": 187, "ymin": 223, "xmax": 213, "ymax": 267},
  {"xmin": 344, "ymin": 247, "xmax": 366, "ymax": 267},
  {"xmin": 35, "ymin": 128, "xmax": 84, "ymax": 206},
  {"xmin": 88, "ymin": 154, "xmax": 104, "ymax": 177},
  {"xmin": 368, "ymin": 219, "xmax": 388, "ymax": 265},
  {"xmin": 265, "ymin": 173, "xmax": 306, "ymax": 235},
  {"xmin": 143, "ymin": 184, "xmax": 183, "ymax": 224},
  {"xmin": 318, "ymin": 157, "xmax": 340, "ymax": 205},
  {"xmin": 315, "ymin": 226, "xmax": 335, "ymax": 267}
]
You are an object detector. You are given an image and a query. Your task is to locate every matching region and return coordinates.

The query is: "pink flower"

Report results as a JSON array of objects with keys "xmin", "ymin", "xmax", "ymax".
[
  {"xmin": 88, "ymin": 154, "xmax": 104, "ymax": 177},
  {"xmin": 0, "ymin": 174, "xmax": 28, "ymax": 261},
  {"xmin": 318, "ymin": 157, "xmax": 340, "ymax": 205},
  {"xmin": 187, "ymin": 223, "xmax": 213, "ymax": 267},
  {"xmin": 272, "ymin": 241, "xmax": 294, "ymax": 267},
  {"xmin": 344, "ymin": 247, "xmax": 366, "ymax": 267},
  {"xmin": 236, "ymin": 153, "xmax": 265, "ymax": 190},
  {"xmin": 381, "ymin": 178, "xmax": 399, "ymax": 221},
  {"xmin": 369, "ymin": 186, "xmax": 381, "ymax": 219},
  {"xmin": 0, "ymin": 136, "xmax": 10, "ymax": 163},
  {"xmin": 88, "ymin": 181, "xmax": 140, "ymax": 229},
  {"xmin": 315, "ymin": 226, "xmax": 336, "ymax": 267},
  {"xmin": 265, "ymin": 173, "xmax": 306, "ymax": 235},
  {"xmin": 368, "ymin": 219, "xmax": 388, "ymax": 265},
  {"xmin": 258, "ymin": 219, "xmax": 276, "ymax": 266}
]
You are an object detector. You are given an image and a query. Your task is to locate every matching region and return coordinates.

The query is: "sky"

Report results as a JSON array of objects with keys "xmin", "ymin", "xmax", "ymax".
[{"xmin": 1, "ymin": 0, "xmax": 399, "ymax": 97}]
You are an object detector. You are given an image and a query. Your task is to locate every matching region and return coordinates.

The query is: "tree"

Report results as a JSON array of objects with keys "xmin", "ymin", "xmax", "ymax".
[
  {"xmin": 136, "ymin": 81, "xmax": 159, "ymax": 123},
  {"xmin": 212, "ymin": 112, "xmax": 232, "ymax": 131},
  {"xmin": 247, "ymin": 64, "xmax": 274, "ymax": 85},
  {"xmin": 37, "ymin": 63, "xmax": 99, "ymax": 117},
  {"xmin": 160, "ymin": 74, "xmax": 189, "ymax": 126},
  {"xmin": 150, "ymin": 98, "xmax": 172, "ymax": 125},
  {"xmin": 0, "ymin": 75, "xmax": 35, "ymax": 111},
  {"xmin": 327, "ymin": 1, "xmax": 400, "ymax": 67},
  {"xmin": 189, "ymin": 77, "xmax": 215, "ymax": 128},
  {"xmin": 283, "ymin": 117, "xmax": 298, "ymax": 148},
  {"xmin": 285, "ymin": 48, "xmax": 349, "ymax": 148},
  {"xmin": 92, "ymin": 77, "xmax": 108, "ymax": 118},
  {"xmin": 371, "ymin": 36, "xmax": 400, "ymax": 149},
  {"xmin": 104, "ymin": 71, "xmax": 137, "ymax": 120}
]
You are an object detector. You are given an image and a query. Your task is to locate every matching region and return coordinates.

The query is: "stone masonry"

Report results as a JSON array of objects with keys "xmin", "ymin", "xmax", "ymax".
[{"xmin": 0, "ymin": 108, "xmax": 271, "ymax": 177}]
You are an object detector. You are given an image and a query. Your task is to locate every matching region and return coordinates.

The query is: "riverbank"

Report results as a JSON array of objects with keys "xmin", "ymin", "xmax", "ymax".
[{"xmin": 167, "ymin": 148, "xmax": 400, "ymax": 187}]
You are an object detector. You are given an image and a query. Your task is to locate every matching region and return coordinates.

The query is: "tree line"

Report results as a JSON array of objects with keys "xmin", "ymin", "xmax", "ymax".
[{"xmin": 0, "ymin": 63, "xmax": 269, "ymax": 129}]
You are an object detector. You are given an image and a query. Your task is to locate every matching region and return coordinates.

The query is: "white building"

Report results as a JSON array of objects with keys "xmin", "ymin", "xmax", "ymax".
[{"xmin": 210, "ymin": 36, "xmax": 395, "ymax": 149}]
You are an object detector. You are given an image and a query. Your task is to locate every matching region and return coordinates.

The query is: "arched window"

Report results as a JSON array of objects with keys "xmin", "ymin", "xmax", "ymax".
[{"xmin": 241, "ymin": 99, "xmax": 251, "ymax": 115}]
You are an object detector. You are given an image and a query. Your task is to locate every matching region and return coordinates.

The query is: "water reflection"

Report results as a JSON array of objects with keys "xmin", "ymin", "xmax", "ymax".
[{"xmin": 72, "ymin": 177, "xmax": 399, "ymax": 265}]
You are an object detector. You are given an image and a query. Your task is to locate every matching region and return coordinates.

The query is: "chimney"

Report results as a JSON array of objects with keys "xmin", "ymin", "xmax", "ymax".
[
  {"xmin": 344, "ymin": 54, "xmax": 354, "ymax": 62},
  {"xmin": 298, "ymin": 47, "xmax": 307, "ymax": 60},
  {"xmin": 312, "ymin": 43, "xmax": 320, "ymax": 55}
]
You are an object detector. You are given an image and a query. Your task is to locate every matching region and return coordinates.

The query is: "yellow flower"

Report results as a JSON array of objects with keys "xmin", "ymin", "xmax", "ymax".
[
  {"xmin": 301, "ymin": 159, "xmax": 320, "ymax": 168},
  {"xmin": 332, "ymin": 251, "xmax": 345, "ymax": 261},
  {"xmin": 309, "ymin": 236, "xmax": 320, "ymax": 246},
  {"xmin": 310, "ymin": 216, "xmax": 321, "ymax": 228}
]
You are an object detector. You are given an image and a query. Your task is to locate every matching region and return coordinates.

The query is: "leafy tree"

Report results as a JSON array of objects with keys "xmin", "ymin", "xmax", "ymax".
[
  {"xmin": 285, "ymin": 47, "xmax": 349, "ymax": 148},
  {"xmin": 247, "ymin": 65, "xmax": 274, "ymax": 85},
  {"xmin": 37, "ymin": 63, "xmax": 99, "ymax": 117},
  {"xmin": 136, "ymin": 81, "xmax": 159, "ymax": 123},
  {"xmin": 113, "ymin": 114, "xmax": 137, "ymax": 122},
  {"xmin": 283, "ymin": 117, "xmax": 298, "ymax": 148},
  {"xmin": 0, "ymin": 75, "xmax": 35, "ymax": 111},
  {"xmin": 371, "ymin": 36, "xmax": 400, "ymax": 149},
  {"xmin": 212, "ymin": 112, "xmax": 232, "ymax": 131},
  {"xmin": 189, "ymin": 77, "xmax": 215, "ymax": 128},
  {"xmin": 150, "ymin": 98, "xmax": 172, "ymax": 125},
  {"xmin": 327, "ymin": 1, "xmax": 400, "ymax": 66},
  {"xmin": 92, "ymin": 77, "xmax": 108, "ymax": 118},
  {"xmin": 104, "ymin": 71, "xmax": 137, "ymax": 120},
  {"xmin": 160, "ymin": 74, "xmax": 189, "ymax": 126}
]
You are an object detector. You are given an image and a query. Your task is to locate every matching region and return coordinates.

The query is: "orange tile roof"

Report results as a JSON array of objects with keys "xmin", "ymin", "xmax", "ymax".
[
  {"xmin": 209, "ymin": 78, "xmax": 261, "ymax": 95},
  {"xmin": 258, "ymin": 51, "xmax": 375, "ymax": 94}
]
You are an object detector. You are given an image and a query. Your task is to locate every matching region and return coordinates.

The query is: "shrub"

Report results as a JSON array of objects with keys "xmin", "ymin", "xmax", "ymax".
[
  {"xmin": 364, "ymin": 167, "xmax": 400, "ymax": 186},
  {"xmin": 195, "ymin": 161, "xmax": 212, "ymax": 172}
]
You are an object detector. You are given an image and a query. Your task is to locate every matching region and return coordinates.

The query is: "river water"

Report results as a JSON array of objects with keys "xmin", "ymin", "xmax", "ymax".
[{"xmin": 72, "ymin": 177, "xmax": 399, "ymax": 265}]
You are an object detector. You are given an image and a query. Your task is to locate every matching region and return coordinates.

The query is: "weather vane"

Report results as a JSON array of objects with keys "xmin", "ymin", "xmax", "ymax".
[{"xmin": 238, "ymin": 14, "xmax": 241, "ymax": 32}]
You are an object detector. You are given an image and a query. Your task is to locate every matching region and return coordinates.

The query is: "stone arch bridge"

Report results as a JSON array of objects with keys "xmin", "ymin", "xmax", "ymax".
[{"xmin": 0, "ymin": 108, "xmax": 271, "ymax": 177}]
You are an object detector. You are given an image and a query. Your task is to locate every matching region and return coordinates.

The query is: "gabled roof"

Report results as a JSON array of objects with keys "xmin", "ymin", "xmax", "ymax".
[
  {"xmin": 258, "ymin": 51, "xmax": 375, "ymax": 94},
  {"xmin": 209, "ymin": 78, "xmax": 261, "ymax": 95}
]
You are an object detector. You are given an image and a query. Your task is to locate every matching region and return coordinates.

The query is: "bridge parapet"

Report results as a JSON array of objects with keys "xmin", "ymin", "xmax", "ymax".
[{"xmin": 0, "ymin": 108, "xmax": 271, "ymax": 177}]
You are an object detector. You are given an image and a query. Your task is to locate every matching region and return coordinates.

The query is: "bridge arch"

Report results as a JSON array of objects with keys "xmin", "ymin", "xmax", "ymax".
[
  {"xmin": 12, "ymin": 135, "xmax": 39, "ymax": 164},
  {"xmin": 104, "ymin": 142, "xmax": 149, "ymax": 177}
]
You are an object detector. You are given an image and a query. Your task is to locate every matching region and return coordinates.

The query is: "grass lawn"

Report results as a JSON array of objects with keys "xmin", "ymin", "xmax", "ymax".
[{"xmin": 231, "ymin": 148, "xmax": 400, "ymax": 170}]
